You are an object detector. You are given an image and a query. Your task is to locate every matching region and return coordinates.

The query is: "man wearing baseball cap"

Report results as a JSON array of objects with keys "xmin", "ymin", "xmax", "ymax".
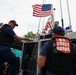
[
  {"xmin": 9, "ymin": 20, "xmax": 18, "ymax": 26},
  {"xmin": 0, "ymin": 20, "xmax": 28, "ymax": 75},
  {"xmin": 37, "ymin": 26, "xmax": 76, "ymax": 75},
  {"xmin": 52, "ymin": 25, "xmax": 65, "ymax": 38}
]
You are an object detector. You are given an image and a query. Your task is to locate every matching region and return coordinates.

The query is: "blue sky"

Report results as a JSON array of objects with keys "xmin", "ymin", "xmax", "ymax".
[{"xmin": 0, "ymin": 0, "xmax": 76, "ymax": 36}]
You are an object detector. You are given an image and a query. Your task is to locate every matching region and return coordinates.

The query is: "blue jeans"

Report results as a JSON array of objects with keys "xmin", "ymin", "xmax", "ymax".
[
  {"xmin": 0, "ymin": 46, "xmax": 20, "ymax": 75},
  {"xmin": 46, "ymin": 71, "xmax": 73, "ymax": 75}
]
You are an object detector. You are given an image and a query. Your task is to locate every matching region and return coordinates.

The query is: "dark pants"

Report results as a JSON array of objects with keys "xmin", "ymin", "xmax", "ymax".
[{"xmin": 0, "ymin": 46, "xmax": 20, "ymax": 75}]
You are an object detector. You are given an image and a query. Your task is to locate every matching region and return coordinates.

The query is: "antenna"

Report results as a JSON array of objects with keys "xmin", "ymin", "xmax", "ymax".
[
  {"xmin": 59, "ymin": 0, "xmax": 64, "ymax": 28},
  {"xmin": 66, "ymin": 0, "xmax": 72, "ymax": 31}
]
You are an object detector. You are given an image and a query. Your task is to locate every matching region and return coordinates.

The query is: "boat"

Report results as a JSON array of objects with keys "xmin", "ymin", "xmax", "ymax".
[{"xmin": 1, "ymin": 0, "xmax": 76, "ymax": 75}]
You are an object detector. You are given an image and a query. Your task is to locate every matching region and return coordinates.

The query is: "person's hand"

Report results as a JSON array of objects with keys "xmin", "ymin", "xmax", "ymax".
[
  {"xmin": 21, "ymin": 38, "xmax": 33, "ymax": 42},
  {"xmin": 23, "ymin": 37, "xmax": 29, "ymax": 41},
  {"xmin": 24, "ymin": 38, "xmax": 33, "ymax": 41}
]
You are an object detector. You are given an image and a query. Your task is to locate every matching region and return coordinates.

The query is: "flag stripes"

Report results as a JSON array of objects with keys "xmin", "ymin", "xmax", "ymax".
[{"xmin": 32, "ymin": 4, "xmax": 52, "ymax": 17}]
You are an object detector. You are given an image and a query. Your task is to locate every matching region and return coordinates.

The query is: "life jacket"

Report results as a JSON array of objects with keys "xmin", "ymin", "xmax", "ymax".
[
  {"xmin": 0, "ymin": 24, "xmax": 14, "ymax": 47},
  {"xmin": 46, "ymin": 37, "xmax": 75, "ymax": 75}
]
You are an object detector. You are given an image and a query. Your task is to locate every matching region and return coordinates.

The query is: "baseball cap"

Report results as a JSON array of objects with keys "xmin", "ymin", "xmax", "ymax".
[
  {"xmin": 52, "ymin": 26, "xmax": 65, "ymax": 35},
  {"xmin": 9, "ymin": 20, "xmax": 18, "ymax": 26}
]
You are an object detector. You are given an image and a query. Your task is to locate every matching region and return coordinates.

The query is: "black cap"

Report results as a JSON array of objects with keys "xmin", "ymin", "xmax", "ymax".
[
  {"xmin": 52, "ymin": 26, "xmax": 65, "ymax": 35},
  {"xmin": 9, "ymin": 20, "xmax": 18, "ymax": 26}
]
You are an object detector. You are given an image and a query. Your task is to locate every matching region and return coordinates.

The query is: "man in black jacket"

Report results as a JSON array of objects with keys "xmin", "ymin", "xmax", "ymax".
[
  {"xmin": 37, "ymin": 26, "xmax": 76, "ymax": 75},
  {"xmin": 0, "ymin": 20, "xmax": 28, "ymax": 75}
]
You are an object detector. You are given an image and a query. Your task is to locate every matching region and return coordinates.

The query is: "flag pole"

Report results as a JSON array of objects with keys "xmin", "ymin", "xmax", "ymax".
[
  {"xmin": 37, "ymin": 18, "xmax": 41, "ymax": 33},
  {"xmin": 37, "ymin": 0, "xmax": 45, "ymax": 39},
  {"xmin": 59, "ymin": 0, "xmax": 64, "ymax": 28},
  {"xmin": 66, "ymin": 0, "xmax": 72, "ymax": 31},
  {"xmin": 51, "ymin": 5, "xmax": 55, "ymax": 29},
  {"xmin": 37, "ymin": 18, "xmax": 41, "ymax": 39},
  {"xmin": 42, "ymin": 0, "xmax": 46, "ymax": 30}
]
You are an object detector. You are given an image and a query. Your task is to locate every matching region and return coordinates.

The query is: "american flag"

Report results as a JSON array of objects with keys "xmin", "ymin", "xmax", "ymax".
[
  {"xmin": 32, "ymin": 4, "xmax": 52, "ymax": 17},
  {"xmin": 45, "ymin": 21, "xmax": 52, "ymax": 30},
  {"xmin": 42, "ymin": 16, "xmax": 53, "ymax": 34},
  {"xmin": 45, "ymin": 16, "xmax": 53, "ymax": 30}
]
